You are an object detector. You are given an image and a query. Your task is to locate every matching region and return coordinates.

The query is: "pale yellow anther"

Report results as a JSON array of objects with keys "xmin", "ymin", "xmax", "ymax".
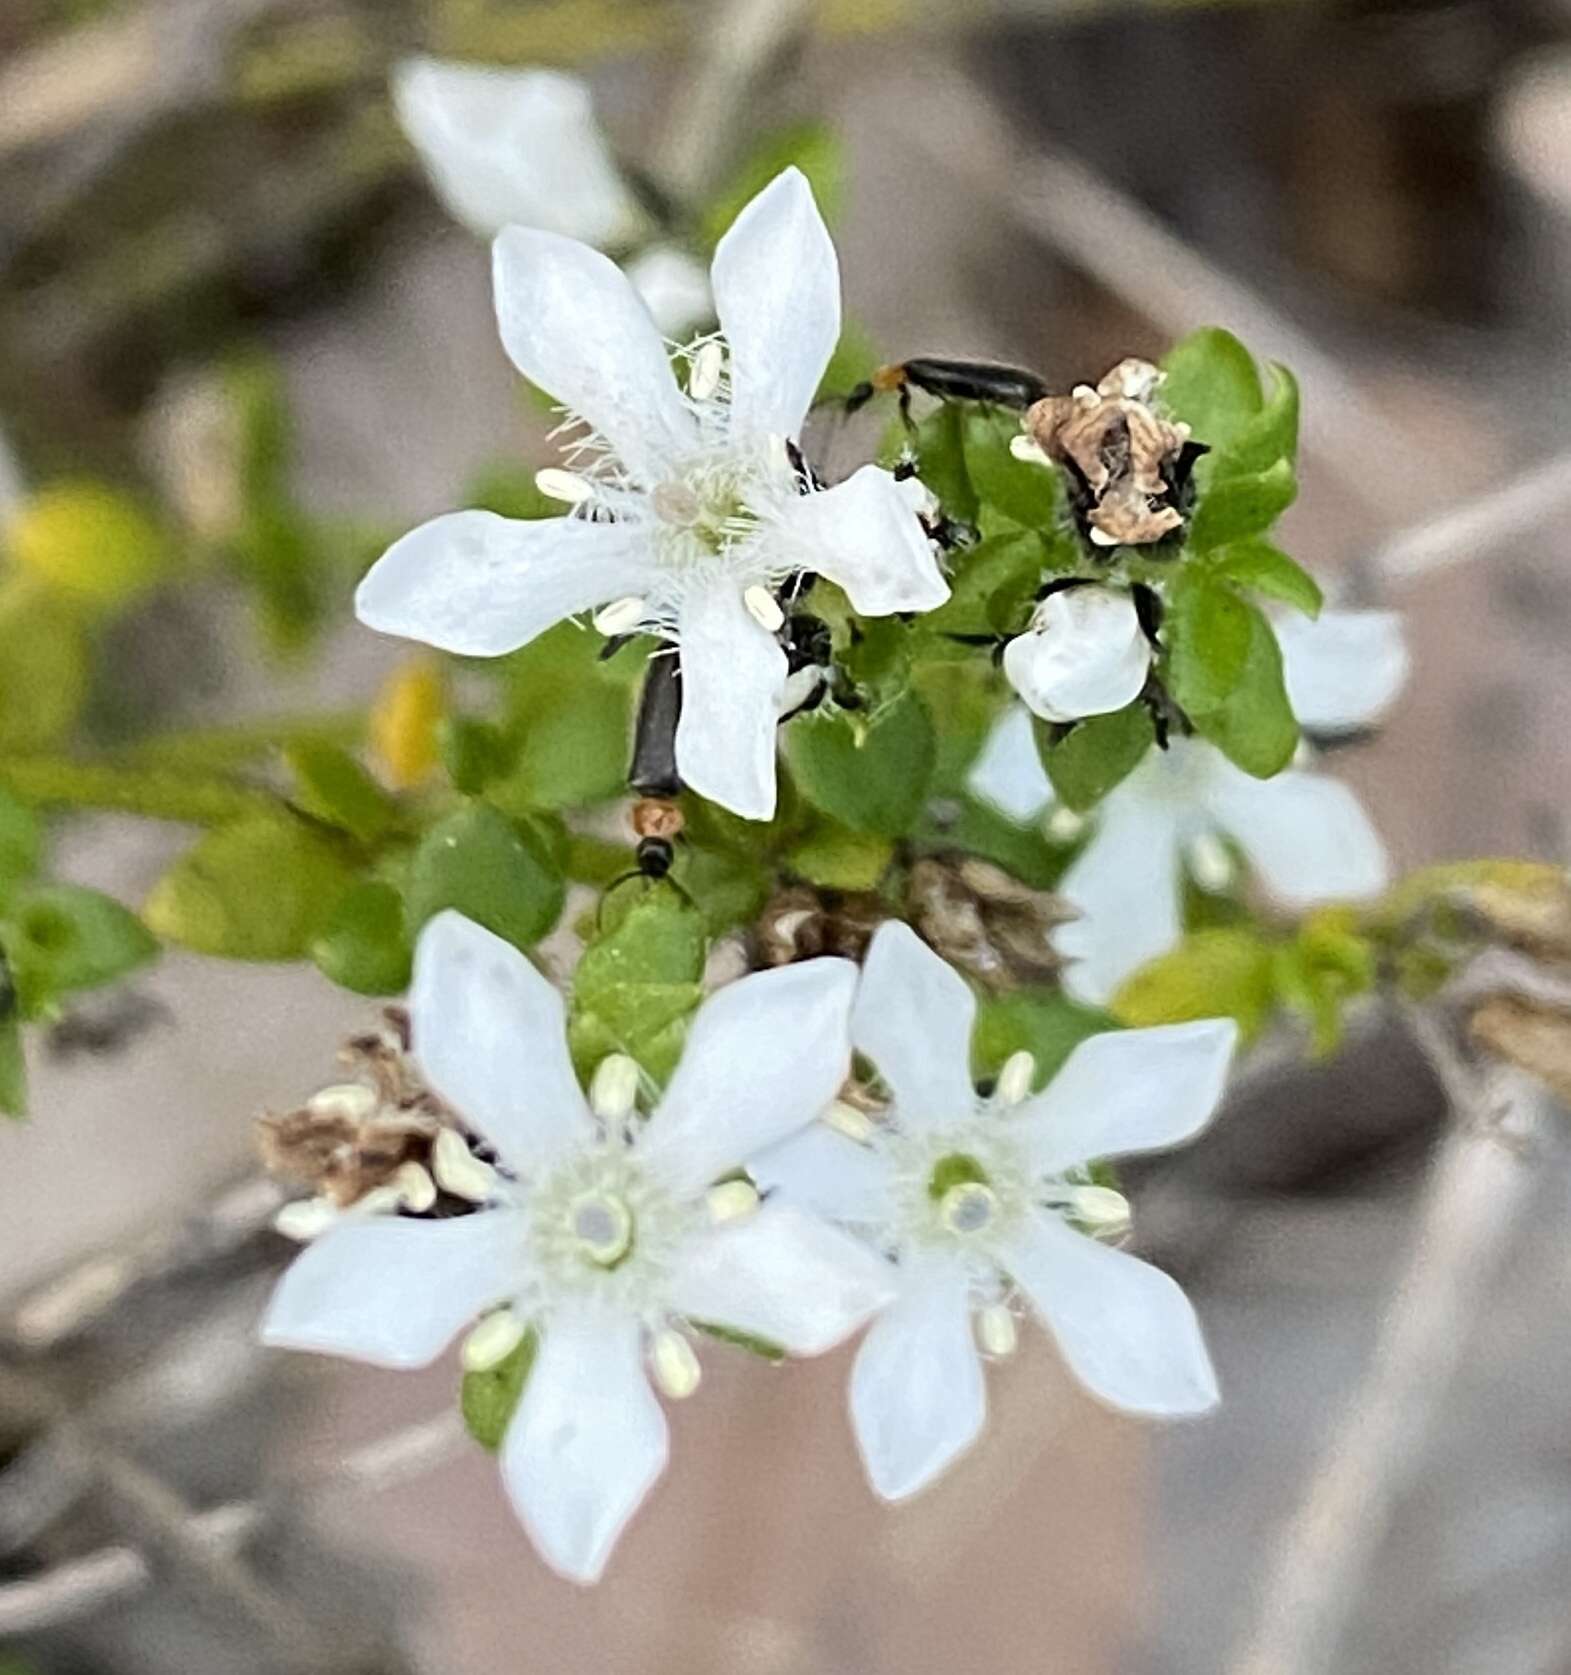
[
  {"xmin": 393, "ymin": 1162, "xmax": 437, "ymax": 1214},
  {"xmin": 535, "ymin": 467, "xmax": 594, "ymax": 504},
  {"xmin": 996, "ymin": 1050, "xmax": 1037, "ymax": 1108},
  {"xmin": 1070, "ymin": 1185, "xmax": 1132, "ymax": 1235},
  {"xmin": 977, "ymin": 1304, "xmax": 1019, "ymax": 1358},
  {"xmin": 352, "ymin": 1182, "xmax": 407, "ymax": 1218},
  {"xmin": 1088, "ymin": 526, "xmax": 1121, "ymax": 548},
  {"xmin": 824, "ymin": 1099, "xmax": 874, "ymax": 1144},
  {"xmin": 650, "ymin": 1328, "xmax": 702, "ymax": 1399},
  {"xmin": 1009, "ymin": 434, "xmax": 1054, "ymax": 468},
  {"xmin": 743, "ymin": 585, "xmax": 785, "ymax": 633},
  {"xmin": 689, "ymin": 340, "xmax": 725, "ymax": 402},
  {"xmin": 462, "ymin": 1309, "xmax": 527, "ymax": 1373},
  {"xmin": 707, "ymin": 1179, "xmax": 760, "ymax": 1224},
  {"xmin": 1185, "ymin": 831, "xmax": 1236, "ymax": 895},
  {"xmin": 307, "ymin": 1082, "xmax": 378, "ymax": 1123},
  {"xmin": 273, "ymin": 1195, "xmax": 338, "ymax": 1242},
  {"xmin": 431, "ymin": 1128, "xmax": 496, "ymax": 1203},
  {"xmin": 1046, "ymin": 806, "xmax": 1087, "ymax": 844},
  {"xmin": 589, "ymin": 1053, "xmax": 641, "ymax": 1122},
  {"xmin": 592, "ymin": 595, "xmax": 647, "ymax": 637},
  {"xmin": 1072, "ymin": 384, "xmax": 1100, "ymax": 405}
]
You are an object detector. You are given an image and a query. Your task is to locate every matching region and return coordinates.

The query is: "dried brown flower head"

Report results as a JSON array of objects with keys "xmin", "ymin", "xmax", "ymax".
[
  {"xmin": 1024, "ymin": 358, "xmax": 1192, "ymax": 549},
  {"xmin": 1468, "ymin": 993, "xmax": 1571, "ymax": 1108}
]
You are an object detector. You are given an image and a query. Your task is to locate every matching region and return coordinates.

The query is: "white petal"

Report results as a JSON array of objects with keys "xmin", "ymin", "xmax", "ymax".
[
  {"xmin": 493, "ymin": 228, "xmax": 696, "ymax": 485},
  {"xmin": 1017, "ymin": 1018, "xmax": 1238, "ymax": 1176},
  {"xmin": 625, "ymin": 244, "xmax": 714, "ymax": 337},
  {"xmin": 391, "ymin": 59, "xmax": 642, "ymax": 246},
  {"xmin": 776, "ymin": 465, "xmax": 950, "ymax": 615},
  {"xmin": 410, "ymin": 911, "xmax": 593, "ymax": 1169},
  {"xmin": 967, "ymin": 705, "xmax": 1054, "ymax": 825},
  {"xmin": 1277, "ymin": 608, "xmax": 1410, "ymax": 734},
  {"xmin": 1209, "ymin": 763, "xmax": 1389, "ymax": 909},
  {"xmin": 667, "ymin": 1202, "xmax": 894, "ymax": 1355},
  {"xmin": 851, "ymin": 921, "xmax": 978, "ymax": 1128},
  {"xmin": 639, "ymin": 958, "xmax": 857, "ymax": 1195},
  {"xmin": 673, "ymin": 586, "xmax": 788, "ymax": 821},
  {"xmin": 711, "ymin": 167, "xmax": 840, "ymax": 442},
  {"xmin": 849, "ymin": 1257, "xmax": 986, "ymax": 1500},
  {"xmin": 500, "ymin": 1312, "xmax": 667, "ymax": 1584},
  {"xmin": 356, "ymin": 510, "xmax": 657, "ymax": 657},
  {"xmin": 747, "ymin": 1124, "xmax": 891, "ymax": 1224},
  {"xmin": 260, "ymin": 1211, "xmax": 523, "ymax": 1369},
  {"xmin": 1006, "ymin": 1211, "xmax": 1219, "ymax": 1417},
  {"xmin": 1002, "ymin": 587, "xmax": 1151, "ymax": 724},
  {"xmin": 1052, "ymin": 794, "xmax": 1185, "ymax": 1006}
]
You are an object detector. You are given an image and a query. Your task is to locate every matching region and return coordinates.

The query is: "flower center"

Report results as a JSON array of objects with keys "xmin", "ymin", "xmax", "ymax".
[
  {"xmin": 568, "ymin": 1191, "xmax": 634, "ymax": 1267},
  {"xmin": 939, "ymin": 1179, "xmax": 998, "ymax": 1235},
  {"xmin": 650, "ymin": 462, "xmax": 753, "ymax": 563}
]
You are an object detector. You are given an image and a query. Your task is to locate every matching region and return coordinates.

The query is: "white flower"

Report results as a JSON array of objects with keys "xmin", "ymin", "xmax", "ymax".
[
  {"xmin": 621, "ymin": 243, "xmax": 715, "ymax": 339},
  {"xmin": 969, "ymin": 608, "xmax": 1408, "ymax": 1003},
  {"xmin": 752, "ymin": 923, "xmax": 1233, "ymax": 1500},
  {"xmin": 355, "ymin": 167, "xmax": 948, "ymax": 821},
  {"xmin": 392, "ymin": 57, "xmax": 643, "ymax": 248},
  {"xmin": 260, "ymin": 912, "xmax": 893, "ymax": 1583},
  {"xmin": 1001, "ymin": 583, "xmax": 1152, "ymax": 723}
]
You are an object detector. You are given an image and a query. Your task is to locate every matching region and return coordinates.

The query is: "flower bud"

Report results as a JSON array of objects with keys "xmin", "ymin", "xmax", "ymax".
[{"xmin": 1002, "ymin": 586, "xmax": 1151, "ymax": 724}]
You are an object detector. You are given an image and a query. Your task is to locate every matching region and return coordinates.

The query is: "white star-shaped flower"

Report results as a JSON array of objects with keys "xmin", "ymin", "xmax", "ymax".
[
  {"xmin": 355, "ymin": 167, "xmax": 948, "ymax": 820},
  {"xmin": 751, "ymin": 922, "xmax": 1234, "ymax": 1500},
  {"xmin": 969, "ymin": 607, "xmax": 1409, "ymax": 1003},
  {"xmin": 1001, "ymin": 583, "xmax": 1152, "ymax": 723},
  {"xmin": 260, "ymin": 911, "xmax": 893, "ymax": 1583}
]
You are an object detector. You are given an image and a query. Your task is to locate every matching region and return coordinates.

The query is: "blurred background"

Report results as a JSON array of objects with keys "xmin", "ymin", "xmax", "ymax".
[{"xmin": 5, "ymin": 0, "xmax": 1571, "ymax": 1671}]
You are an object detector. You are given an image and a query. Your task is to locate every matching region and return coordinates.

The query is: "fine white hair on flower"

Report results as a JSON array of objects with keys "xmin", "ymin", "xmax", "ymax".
[
  {"xmin": 968, "ymin": 606, "xmax": 1409, "ymax": 1004},
  {"xmin": 354, "ymin": 167, "xmax": 949, "ymax": 822},
  {"xmin": 1002, "ymin": 583, "xmax": 1153, "ymax": 724},
  {"xmin": 750, "ymin": 921, "xmax": 1235, "ymax": 1502},
  {"xmin": 259, "ymin": 911, "xmax": 893, "ymax": 1585}
]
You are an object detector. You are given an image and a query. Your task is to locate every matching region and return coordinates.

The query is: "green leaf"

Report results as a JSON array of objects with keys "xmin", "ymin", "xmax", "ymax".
[
  {"xmin": 570, "ymin": 889, "xmax": 707, "ymax": 1086},
  {"xmin": 700, "ymin": 122, "xmax": 843, "ymax": 248},
  {"xmin": 836, "ymin": 615, "xmax": 912, "ymax": 705},
  {"xmin": 463, "ymin": 463, "xmax": 565, "ymax": 522},
  {"xmin": 913, "ymin": 662, "xmax": 1007, "ymax": 796},
  {"xmin": 144, "ymin": 814, "xmax": 354, "ymax": 960},
  {"xmin": 0, "ymin": 583, "xmax": 90, "ymax": 751},
  {"xmin": 692, "ymin": 1320, "xmax": 786, "ymax": 1363},
  {"xmin": 1188, "ymin": 459, "xmax": 1298, "ymax": 553},
  {"xmin": 1111, "ymin": 927, "xmax": 1275, "ymax": 1040},
  {"xmin": 285, "ymin": 741, "xmax": 395, "ymax": 844},
  {"xmin": 909, "ymin": 403, "xmax": 977, "ymax": 524},
  {"xmin": 913, "ymin": 797, "xmax": 1068, "ymax": 892},
  {"xmin": 1208, "ymin": 362, "xmax": 1299, "ymax": 480},
  {"xmin": 0, "ymin": 1013, "xmax": 26, "ymax": 1119},
  {"xmin": 1163, "ymin": 571, "xmax": 1253, "ymax": 716},
  {"xmin": 673, "ymin": 843, "xmax": 770, "ymax": 936},
  {"xmin": 1203, "ymin": 537, "xmax": 1322, "ymax": 618},
  {"xmin": 786, "ymin": 692, "xmax": 936, "ymax": 837},
  {"xmin": 0, "ymin": 790, "xmax": 43, "ymax": 904},
  {"xmin": 918, "ymin": 530, "xmax": 1043, "ymax": 639},
  {"xmin": 1159, "ymin": 327, "xmax": 1263, "ymax": 451},
  {"xmin": 5, "ymin": 884, "xmax": 157, "ymax": 1014},
  {"xmin": 438, "ymin": 715, "xmax": 515, "ymax": 795},
  {"xmin": 1191, "ymin": 602, "xmax": 1299, "ymax": 778},
  {"xmin": 1036, "ymin": 703, "xmax": 1155, "ymax": 813},
  {"xmin": 310, "ymin": 880, "xmax": 412, "ymax": 995},
  {"xmin": 460, "ymin": 1329, "xmax": 537, "ymax": 1450},
  {"xmin": 405, "ymin": 803, "xmax": 565, "ymax": 951},
  {"xmin": 971, "ymin": 989, "xmax": 1112, "ymax": 1087},
  {"xmin": 786, "ymin": 822, "xmax": 894, "ymax": 890},
  {"xmin": 6, "ymin": 480, "xmax": 171, "ymax": 611},
  {"xmin": 961, "ymin": 407, "xmax": 1062, "ymax": 529},
  {"xmin": 817, "ymin": 318, "xmax": 880, "ymax": 403}
]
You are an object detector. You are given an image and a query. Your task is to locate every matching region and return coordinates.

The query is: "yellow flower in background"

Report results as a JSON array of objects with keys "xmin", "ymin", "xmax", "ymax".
[{"xmin": 370, "ymin": 658, "xmax": 446, "ymax": 790}]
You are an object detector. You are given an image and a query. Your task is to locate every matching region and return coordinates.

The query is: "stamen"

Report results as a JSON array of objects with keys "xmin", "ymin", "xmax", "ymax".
[
  {"xmin": 689, "ymin": 341, "xmax": 725, "ymax": 403},
  {"xmin": 535, "ymin": 467, "xmax": 594, "ymax": 504},
  {"xmin": 393, "ymin": 1162, "xmax": 436, "ymax": 1214},
  {"xmin": 463, "ymin": 1309, "xmax": 527, "ymax": 1373},
  {"xmin": 307, "ymin": 1082, "xmax": 377, "ymax": 1122},
  {"xmin": 589, "ymin": 1053, "xmax": 641, "ymax": 1122},
  {"xmin": 1069, "ymin": 1185, "xmax": 1132, "ymax": 1236},
  {"xmin": 273, "ymin": 1195, "xmax": 338, "ymax": 1242},
  {"xmin": 743, "ymin": 585, "xmax": 785, "ymax": 632},
  {"xmin": 569, "ymin": 1191, "xmax": 634, "ymax": 1266},
  {"xmin": 976, "ymin": 1303, "xmax": 1018, "ymax": 1358},
  {"xmin": 1046, "ymin": 806, "xmax": 1086, "ymax": 844},
  {"xmin": 431, "ymin": 1128, "xmax": 496, "ymax": 1203},
  {"xmin": 995, "ymin": 1050, "xmax": 1037, "ymax": 1108},
  {"xmin": 593, "ymin": 596, "xmax": 647, "ymax": 637},
  {"xmin": 649, "ymin": 1328, "xmax": 702, "ymax": 1399},
  {"xmin": 824, "ymin": 1099, "xmax": 875, "ymax": 1143},
  {"xmin": 707, "ymin": 1179, "xmax": 759, "ymax": 1224},
  {"xmin": 1009, "ymin": 434, "xmax": 1054, "ymax": 469},
  {"xmin": 1088, "ymin": 526, "xmax": 1121, "ymax": 548}
]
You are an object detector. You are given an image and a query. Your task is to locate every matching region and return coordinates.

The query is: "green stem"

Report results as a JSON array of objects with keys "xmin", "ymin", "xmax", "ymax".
[
  {"xmin": 0, "ymin": 756, "xmax": 280, "ymax": 826},
  {"xmin": 121, "ymin": 710, "xmax": 366, "ymax": 771}
]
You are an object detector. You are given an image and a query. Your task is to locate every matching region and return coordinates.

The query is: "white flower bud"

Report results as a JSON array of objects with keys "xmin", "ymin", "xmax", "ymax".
[
  {"xmin": 976, "ymin": 1304, "xmax": 1018, "ymax": 1358},
  {"xmin": 1002, "ymin": 586, "xmax": 1151, "ymax": 724},
  {"xmin": 649, "ymin": 1328, "xmax": 702, "ymax": 1399},
  {"xmin": 589, "ymin": 1053, "xmax": 641, "ymax": 1121},
  {"xmin": 463, "ymin": 1309, "xmax": 527, "ymax": 1373},
  {"xmin": 995, "ymin": 1050, "xmax": 1037, "ymax": 1107},
  {"xmin": 625, "ymin": 245, "xmax": 714, "ymax": 338},
  {"xmin": 706, "ymin": 1179, "xmax": 760, "ymax": 1224}
]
